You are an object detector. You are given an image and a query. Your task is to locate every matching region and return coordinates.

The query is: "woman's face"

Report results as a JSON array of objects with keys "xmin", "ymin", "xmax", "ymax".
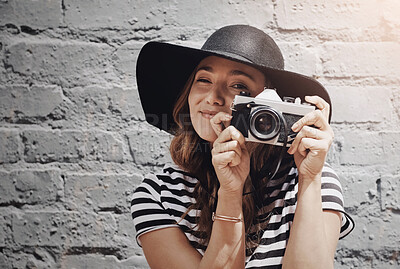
[{"xmin": 188, "ymin": 56, "xmax": 266, "ymax": 143}]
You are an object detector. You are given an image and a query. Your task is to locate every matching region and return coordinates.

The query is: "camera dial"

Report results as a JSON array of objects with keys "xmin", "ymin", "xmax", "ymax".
[{"xmin": 283, "ymin": 97, "xmax": 295, "ymax": 103}]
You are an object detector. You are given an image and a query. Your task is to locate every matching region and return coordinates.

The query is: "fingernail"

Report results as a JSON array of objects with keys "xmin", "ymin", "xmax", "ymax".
[
  {"xmin": 292, "ymin": 123, "xmax": 299, "ymax": 131},
  {"xmin": 287, "ymin": 147, "xmax": 293, "ymax": 154}
]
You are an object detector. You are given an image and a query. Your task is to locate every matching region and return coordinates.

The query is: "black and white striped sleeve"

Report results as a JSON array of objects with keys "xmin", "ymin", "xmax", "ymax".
[
  {"xmin": 321, "ymin": 164, "xmax": 355, "ymax": 239},
  {"xmin": 131, "ymin": 173, "xmax": 179, "ymax": 246}
]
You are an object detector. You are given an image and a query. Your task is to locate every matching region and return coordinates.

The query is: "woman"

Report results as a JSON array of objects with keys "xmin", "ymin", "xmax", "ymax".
[{"xmin": 131, "ymin": 25, "xmax": 354, "ymax": 269}]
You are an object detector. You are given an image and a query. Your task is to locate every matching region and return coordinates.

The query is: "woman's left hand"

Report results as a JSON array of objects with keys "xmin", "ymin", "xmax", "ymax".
[{"xmin": 287, "ymin": 96, "xmax": 334, "ymax": 180}]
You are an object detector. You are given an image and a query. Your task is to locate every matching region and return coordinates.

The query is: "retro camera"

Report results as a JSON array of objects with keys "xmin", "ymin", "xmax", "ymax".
[{"xmin": 230, "ymin": 88, "xmax": 315, "ymax": 147}]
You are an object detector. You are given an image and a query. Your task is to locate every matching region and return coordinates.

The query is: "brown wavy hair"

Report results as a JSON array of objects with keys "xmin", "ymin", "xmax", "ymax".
[{"xmin": 169, "ymin": 65, "xmax": 281, "ymax": 253}]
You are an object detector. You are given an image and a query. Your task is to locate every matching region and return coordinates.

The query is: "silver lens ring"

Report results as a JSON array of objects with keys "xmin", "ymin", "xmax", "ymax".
[{"xmin": 249, "ymin": 106, "xmax": 282, "ymax": 141}]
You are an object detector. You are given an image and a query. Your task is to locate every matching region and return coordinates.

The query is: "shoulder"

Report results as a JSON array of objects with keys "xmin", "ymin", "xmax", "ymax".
[
  {"xmin": 319, "ymin": 163, "xmax": 356, "ymax": 239},
  {"xmin": 133, "ymin": 163, "xmax": 198, "ymax": 195},
  {"xmin": 160, "ymin": 163, "xmax": 199, "ymax": 188},
  {"xmin": 131, "ymin": 163, "xmax": 199, "ymax": 246},
  {"xmin": 320, "ymin": 163, "xmax": 343, "ymax": 188}
]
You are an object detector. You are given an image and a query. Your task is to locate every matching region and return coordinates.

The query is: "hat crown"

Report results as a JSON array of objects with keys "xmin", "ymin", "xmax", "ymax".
[{"xmin": 201, "ymin": 25, "xmax": 284, "ymax": 70}]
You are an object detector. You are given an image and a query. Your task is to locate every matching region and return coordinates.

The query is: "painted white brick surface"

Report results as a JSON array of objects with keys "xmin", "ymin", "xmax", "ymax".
[
  {"xmin": 276, "ymin": 0, "xmax": 381, "ymax": 30},
  {"xmin": 0, "ymin": 0, "xmax": 399, "ymax": 268}
]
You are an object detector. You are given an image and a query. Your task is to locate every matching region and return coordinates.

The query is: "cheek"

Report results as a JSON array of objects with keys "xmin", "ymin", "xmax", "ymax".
[
  {"xmin": 187, "ymin": 91, "xmax": 198, "ymax": 124},
  {"xmin": 188, "ymin": 89, "xmax": 196, "ymax": 109},
  {"xmin": 225, "ymin": 95, "xmax": 235, "ymax": 105},
  {"xmin": 187, "ymin": 89, "xmax": 195, "ymax": 109},
  {"xmin": 188, "ymin": 89, "xmax": 201, "ymax": 111}
]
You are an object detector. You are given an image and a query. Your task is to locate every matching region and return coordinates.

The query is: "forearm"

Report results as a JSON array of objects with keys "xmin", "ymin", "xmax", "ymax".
[
  {"xmin": 199, "ymin": 189, "xmax": 245, "ymax": 269},
  {"xmin": 282, "ymin": 174, "xmax": 333, "ymax": 269}
]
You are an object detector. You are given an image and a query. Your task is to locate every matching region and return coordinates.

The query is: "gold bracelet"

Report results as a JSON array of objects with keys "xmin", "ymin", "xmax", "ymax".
[{"xmin": 212, "ymin": 212, "xmax": 242, "ymax": 223}]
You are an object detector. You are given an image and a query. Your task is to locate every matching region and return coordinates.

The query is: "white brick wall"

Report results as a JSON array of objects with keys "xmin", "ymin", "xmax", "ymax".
[{"xmin": 0, "ymin": 0, "xmax": 399, "ymax": 268}]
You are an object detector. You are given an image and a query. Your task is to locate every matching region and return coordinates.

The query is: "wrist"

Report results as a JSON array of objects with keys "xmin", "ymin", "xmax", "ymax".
[
  {"xmin": 298, "ymin": 172, "xmax": 322, "ymax": 183},
  {"xmin": 297, "ymin": 174, "xmax": 322, "ymax": 197},
  {"xmin": 218, "ymin": 187, "xmax": 243, "ymax": 201}
]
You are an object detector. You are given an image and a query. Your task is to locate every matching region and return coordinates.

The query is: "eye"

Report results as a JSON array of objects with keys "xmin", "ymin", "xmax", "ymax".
[
  {"xmin": 196, "ymin": 78, "xmax": 211, "ymax": 84},
  {"xmin": 232, "ymin": 83, "xmax": 249, "ymax": 91}
]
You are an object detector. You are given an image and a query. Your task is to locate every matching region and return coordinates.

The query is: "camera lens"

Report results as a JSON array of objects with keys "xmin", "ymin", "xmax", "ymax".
[
  {"xmin": 255, "ymin": 114, "xmax": 274, "ymax": 133},
  {"xmin": 249, "ymin": 107, "xmax": 281, "ymax": 141}
]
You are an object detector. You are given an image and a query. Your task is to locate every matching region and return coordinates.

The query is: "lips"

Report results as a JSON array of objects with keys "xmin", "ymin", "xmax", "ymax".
[{"xmin": 200, "ymin": 110, "xmax": 218, "ymax": 119}]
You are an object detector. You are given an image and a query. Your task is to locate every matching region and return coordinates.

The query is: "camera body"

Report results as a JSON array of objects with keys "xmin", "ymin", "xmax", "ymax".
[{"xmin": 230, "ymin": 88, "xmax": 315, "ymax": 147}]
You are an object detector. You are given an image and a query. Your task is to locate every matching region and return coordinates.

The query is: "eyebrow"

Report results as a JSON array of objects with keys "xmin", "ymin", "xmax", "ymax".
[{"xmin": 196, "ymin": 66, "xmax": 256, "ymax": 82}]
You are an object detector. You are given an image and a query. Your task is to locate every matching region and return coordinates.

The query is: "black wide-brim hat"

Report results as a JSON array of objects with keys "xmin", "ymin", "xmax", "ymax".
[{"xmin": 137, "ymin": 25, "xmax": 331, "ymax": 134}]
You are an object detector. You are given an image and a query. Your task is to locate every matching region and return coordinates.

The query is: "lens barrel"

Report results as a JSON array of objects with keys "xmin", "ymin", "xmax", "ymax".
[{"xmin": 249, "ymin": 106, "xmax": 282, "ymax": 141}]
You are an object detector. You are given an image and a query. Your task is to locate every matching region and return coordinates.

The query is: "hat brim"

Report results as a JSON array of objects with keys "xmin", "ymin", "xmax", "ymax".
[{"xmin": 136, "ymin": 41, "xmax": 331, "ymax": 134}]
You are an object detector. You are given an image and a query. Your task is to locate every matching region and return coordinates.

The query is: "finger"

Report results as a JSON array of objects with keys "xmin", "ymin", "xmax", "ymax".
[
  {"xmin": 212, "ymin": 150, "xmax": 241, "ymax": 167},
  {"xmin": 212, "ymin": 140, "xmax": 242, "ymax": 159},
  {"xmin": 213, "ymin": 125, "xmax": 245, "ymax": 148},
  {"xmin": 297, "ymin": 138, "xmax": 329, "ymax": 158},
  {"xmin": 210, "ymin": 112, "xmax": 232, "ymax": 136},
  {"xmin": 292, "ymin": 109, "xmax": 328, "ymax": 132},
  {"xmin": 288, "ymin": 126, "xmax": 328, "ymax": 154},
  {"xmin": 305, "ymin": 95, "xmax": 330, "ymax": 122}
]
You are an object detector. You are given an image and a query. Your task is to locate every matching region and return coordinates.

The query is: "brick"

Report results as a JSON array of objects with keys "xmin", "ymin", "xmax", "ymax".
[
  {"xmin": 169, "ymin": 1, "xmax": 275, "ymax": 29},
  {"xmin": 64, "ymin": 85, "xmax": 144, "ymax": 127},
  {"xmin": 329, "ymin": 86, "xmax": 392, "ymax": 123},
  {"xmin": 113, "ymin": 41, "xmax": 143, "ymax": 81},
  {"xmin": 0, "ymin": 252, "xmax": 7, "ymax": 269},
  {"xmin": 126, "ymin": 124, "xmax": 172, "ymax": 166},
  {"xmin": 381, "ymin": 174, "xmax": 400, "ymax": 211},
  {"xmin": 0, "ymin": 129, "xmax": 20, "ymax": 164},
  {"xmin": 336, "ymin": 168, "xmax": 381, "ymax": 210},
  {"xmin": 394, "ymin": 89, "xmax": 400, "ymax": 122},
  {"xmin": 0, "ymin": 0, "xmax": 63, "ymax": 28},
  {"xmin": 339, "ymin": 130, "xmax": 384, "ymax": 165},
  {"xmin": 278, "ymin": 42, "xmax": 318, "ymax": 76},
  {"xmin": 64, "ymin": 0, "xmax": 156, "ymax": 29},
  {"xmin": 1, "ymin": 248, "xmax": 59, "ymax": 269},
  {"xmin": 0, "ymin": 209, "xmax": 13, "ymax": 247},
  {"xmin": 0, "ymin": 170, "xmax": 63, "ymax": 205},
  {"xmin": 89, "ymin": 131, "xmax": 125, "ymax": 163},
  {"xmin": 5, "ymin": 40, "xmax": 116, "ymax": 87},
  {"xmin": 23, "ymin": 130, "xmax": 83, "ymax": 163},
  {"xmin": 335, "ymin": 247, "xmax": 400, "ymax": 269},
  {"xmin": 325, "ymin": 138, "xmax": 341, "ymax": 165},
  {"xmin": 0, "ymin": 56, "xmax": 6, "ymax": 86},
  {"xmin": 276, "ymin": 0, "xmax": 380, "ymax": 30},
  {"xmin": 382, "ymin": 132, "xmax": 400, "ymax": 165},
  {"xmin": 60, "ymin": 254, "xmax": 149, "ymax": 269},
  {"xmin": 114, "ymin": 213, "xmax": 142, "ymax": 251},
  {"xmin": 343, "ymin": 214, "xmax": 400, "ymax": 251},
  {"xmin": 0, "ymin": 85, "xmax": 63, "ymax": 118},
  {"xmin": 383, "ymin": 0, "xmax": 400, "ymax": 25},
  {"xmin": 64, "ymin": 173, "xmax": 142, "ymax": 213},
  {"xmin": 12, "ymin": 211, "xmax": 117, "ymax": 247},
  {"xmin": 22, "ymin": 129, "xmax": 124, "ymax": 163},
  {"xmin": 64, "ymin": 0, "xmax": 274, "ymax": 30},
  {"xmin": 321, "ymin": 42, "xmax": 400, "ymax": 78}
]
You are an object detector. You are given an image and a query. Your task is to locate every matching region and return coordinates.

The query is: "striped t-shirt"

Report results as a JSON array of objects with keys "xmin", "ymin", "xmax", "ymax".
[{"xmin": 131, "ymin": 161, "xmax": 354, "ymax": 268}]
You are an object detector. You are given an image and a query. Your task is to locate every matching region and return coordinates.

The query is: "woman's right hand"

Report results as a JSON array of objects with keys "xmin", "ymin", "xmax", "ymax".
[{"xmin": 210, "ymin": 112, "xmax": 250, "ymax": 195}]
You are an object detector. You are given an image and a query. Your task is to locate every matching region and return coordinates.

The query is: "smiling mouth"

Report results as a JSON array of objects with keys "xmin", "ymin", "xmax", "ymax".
[{"xmin": 200, "ymin": 111, "xmax": 217, "ymax": 119}]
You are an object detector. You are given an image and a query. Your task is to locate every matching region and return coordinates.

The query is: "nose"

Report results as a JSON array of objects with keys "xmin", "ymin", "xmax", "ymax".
[{"xmin": 205, "ymin": 86, "xmax": 225, "ymax": 106}]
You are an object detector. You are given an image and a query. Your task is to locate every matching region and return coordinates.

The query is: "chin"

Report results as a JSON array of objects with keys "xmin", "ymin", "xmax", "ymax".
[
  {"xmin": 194, "ymin": 127, "xmax": 217, "ymax": 143},
  {"xmin": 199, "ymin": 132, "xmax": 217, "ymax": 144}
]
